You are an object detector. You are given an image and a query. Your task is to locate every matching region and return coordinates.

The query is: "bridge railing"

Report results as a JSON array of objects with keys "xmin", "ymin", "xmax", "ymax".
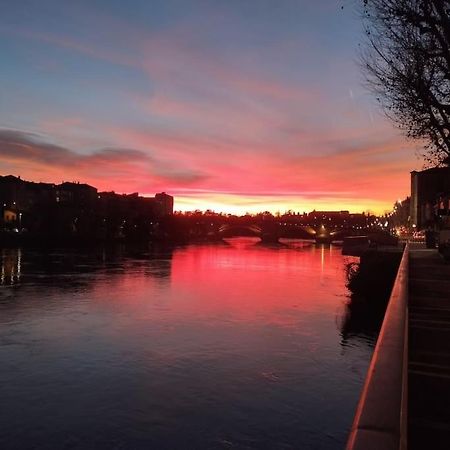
[{"xmin": 346, "ymin": 243, "xmax": 409, "ymax": 450}]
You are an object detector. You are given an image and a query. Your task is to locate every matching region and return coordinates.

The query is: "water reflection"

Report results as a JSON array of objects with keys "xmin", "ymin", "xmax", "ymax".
[
  {"xmin": 0, "ymin": 238, "xmax": 374, "ymax": 450},
  {"xmin": 0, "ymin": 244, "xmax": 173, "ymax": 289},
  {"xmin": 1, "ymin": 248, "xmax": 22, "ymax": 285}
]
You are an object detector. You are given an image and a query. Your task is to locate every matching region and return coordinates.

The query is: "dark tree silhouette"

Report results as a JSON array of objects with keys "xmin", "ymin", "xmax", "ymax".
[{"xmin": 361, "ymin": 0, "xmax": 450, "ymax": 165}]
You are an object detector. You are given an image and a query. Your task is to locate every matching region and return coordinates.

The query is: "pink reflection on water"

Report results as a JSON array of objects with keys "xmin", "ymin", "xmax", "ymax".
[{"xmin": 89, "ymin": 238, "xmax": 355, "ymax": 332}]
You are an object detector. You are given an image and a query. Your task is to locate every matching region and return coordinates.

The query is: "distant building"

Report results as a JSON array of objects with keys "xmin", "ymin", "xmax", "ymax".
[
  {"xmin": 410, "ymin": 167, "xmax": 450, "ymax": 229},
  {"xmin": 154, "ymin": 192, "xmax": 174, "ymax": 216},
  {"xmin": 304, "ymin": 210, "xmax": 372, "ymax": 229},
  {"xmin": 57, "ymin": 182, "xmax": 97, "ymax": 207},
  {"xmin": 308, "ymin": 210, "xmax": 349, "ymax": 220},
  {"xmin": 0, "ymin": 175, "xmax": 26, "ymax": 210},
  {"xmin": 0, "ymin": 175, "xmax": 56, "ymax": 209}
]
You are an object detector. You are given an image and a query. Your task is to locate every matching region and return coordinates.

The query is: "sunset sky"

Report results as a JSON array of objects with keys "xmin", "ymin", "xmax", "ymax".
[{"xmin": 0, "ymin": 0, "xmax": 423, "ymax": 214}]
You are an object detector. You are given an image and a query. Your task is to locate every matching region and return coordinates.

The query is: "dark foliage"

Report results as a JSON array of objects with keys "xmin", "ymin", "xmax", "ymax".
[
  {"xmin": 346, "ymin": 250, "xmax": 402, "ymax": 298},
  {"xmin": 362, "ymin": 0, "xmax": 450, "ymax": 166},
  {"xmin": 340, "ymin": 250, "xmax": 402, "ymax": 342}
]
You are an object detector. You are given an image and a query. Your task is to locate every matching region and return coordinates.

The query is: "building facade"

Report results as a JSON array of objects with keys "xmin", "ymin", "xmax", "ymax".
[
  {"xmin": 0, "ymin": 175, "xmax": 174, "ymax": 237},
  {"xmin": 154, "ymin": 192, "xmax": 174, "ymax": 216},
  {"xmin": 410, "ymin": 167, "xmax": 450, "ymax": 229}
]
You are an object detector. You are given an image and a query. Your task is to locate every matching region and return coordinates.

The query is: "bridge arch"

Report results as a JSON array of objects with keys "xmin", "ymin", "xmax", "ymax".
[{"xmin": 218, "ymin": 224, "xmax": 263, "ymax": 237}]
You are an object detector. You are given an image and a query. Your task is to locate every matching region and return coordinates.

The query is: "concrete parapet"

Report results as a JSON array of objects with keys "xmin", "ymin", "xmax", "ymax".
[{"xmin": 346, "ymin": 244, "xmax": 409, "ymax": 450}]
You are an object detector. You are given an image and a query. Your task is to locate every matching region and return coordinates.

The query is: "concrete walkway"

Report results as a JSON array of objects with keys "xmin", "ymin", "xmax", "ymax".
[{"xmin": 408, "ymin": 248, "xmax": 450, "ymax": 449}]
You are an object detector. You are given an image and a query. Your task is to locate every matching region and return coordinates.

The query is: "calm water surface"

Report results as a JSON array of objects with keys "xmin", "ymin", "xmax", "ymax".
[{"xmin": 0, "ymin": 238, "xmax": 376, "ymax": 450}]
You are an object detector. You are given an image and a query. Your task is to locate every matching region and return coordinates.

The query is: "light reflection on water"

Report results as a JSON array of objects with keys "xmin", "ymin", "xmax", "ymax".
[{"xmin": 0, "ymin": 238, "xmax": 375, "ymax": 450}]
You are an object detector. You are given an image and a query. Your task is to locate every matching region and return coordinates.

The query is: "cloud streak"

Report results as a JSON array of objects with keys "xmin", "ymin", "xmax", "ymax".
[{"xmin": 0, "ymin": 129, "xmax": 207, "ymax": 192}]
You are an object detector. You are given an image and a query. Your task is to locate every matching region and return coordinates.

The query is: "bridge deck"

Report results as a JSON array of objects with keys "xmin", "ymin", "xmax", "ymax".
[{"xmin": 408, "ymin": 248, "xmax": 450, "ymax": 449}]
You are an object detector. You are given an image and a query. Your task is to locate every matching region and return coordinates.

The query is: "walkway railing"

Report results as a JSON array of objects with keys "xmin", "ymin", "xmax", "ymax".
[{"xmin": 346, "ymin": 244, "xmax": 409, "ymax": 450}]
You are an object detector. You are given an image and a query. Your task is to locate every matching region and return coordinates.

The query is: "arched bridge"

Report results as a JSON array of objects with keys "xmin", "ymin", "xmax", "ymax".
[
  {"xmin": 218, "ymin": 224, "xmax": 265, "ymax": 236},
  {"xmin": 216, "ymin": 223, "xmax": 349, "ymax": 244}
]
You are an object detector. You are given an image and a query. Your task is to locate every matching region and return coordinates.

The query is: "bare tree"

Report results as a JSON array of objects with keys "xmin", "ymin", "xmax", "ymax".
[{"xmin": 362, "ymin": 0, "xmax": 450, "ymax": 165}]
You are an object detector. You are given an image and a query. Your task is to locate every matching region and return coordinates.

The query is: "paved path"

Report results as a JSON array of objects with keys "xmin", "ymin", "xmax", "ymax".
[{"xmin": 408, "ymin": 248, "xmax": 450, "ymax": 449}]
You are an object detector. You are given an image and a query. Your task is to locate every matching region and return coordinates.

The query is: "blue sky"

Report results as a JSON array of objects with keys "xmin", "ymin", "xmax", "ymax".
[{"xmin": 0, "ymin": 0, "xmax": 420, "ymax": 213}]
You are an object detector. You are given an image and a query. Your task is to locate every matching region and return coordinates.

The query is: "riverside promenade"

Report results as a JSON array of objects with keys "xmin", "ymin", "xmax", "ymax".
[
  {"xmin": 409, "ymin": 247, "xmax": 450, "ymax": 449},
  {"xmin": 347, "ymin": 243, "xmax": 450, "ymax": 450}
]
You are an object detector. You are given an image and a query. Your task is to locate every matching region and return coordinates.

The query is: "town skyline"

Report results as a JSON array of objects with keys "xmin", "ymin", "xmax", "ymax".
[{"xmin": 0, "ymin": 173, "xmax": 400, "ymax": 216}]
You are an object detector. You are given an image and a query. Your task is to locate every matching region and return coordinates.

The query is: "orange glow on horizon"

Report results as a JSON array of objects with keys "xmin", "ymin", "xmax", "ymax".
[{"xmin": 169, "ymin": 194, "xmax": 394, "ymax": 216}]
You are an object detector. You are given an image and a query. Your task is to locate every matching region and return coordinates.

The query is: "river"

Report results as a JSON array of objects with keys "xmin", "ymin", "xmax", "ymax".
[{"xmin": 0, "ymin": 238, "xmax": 376, "ymax": 449}]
